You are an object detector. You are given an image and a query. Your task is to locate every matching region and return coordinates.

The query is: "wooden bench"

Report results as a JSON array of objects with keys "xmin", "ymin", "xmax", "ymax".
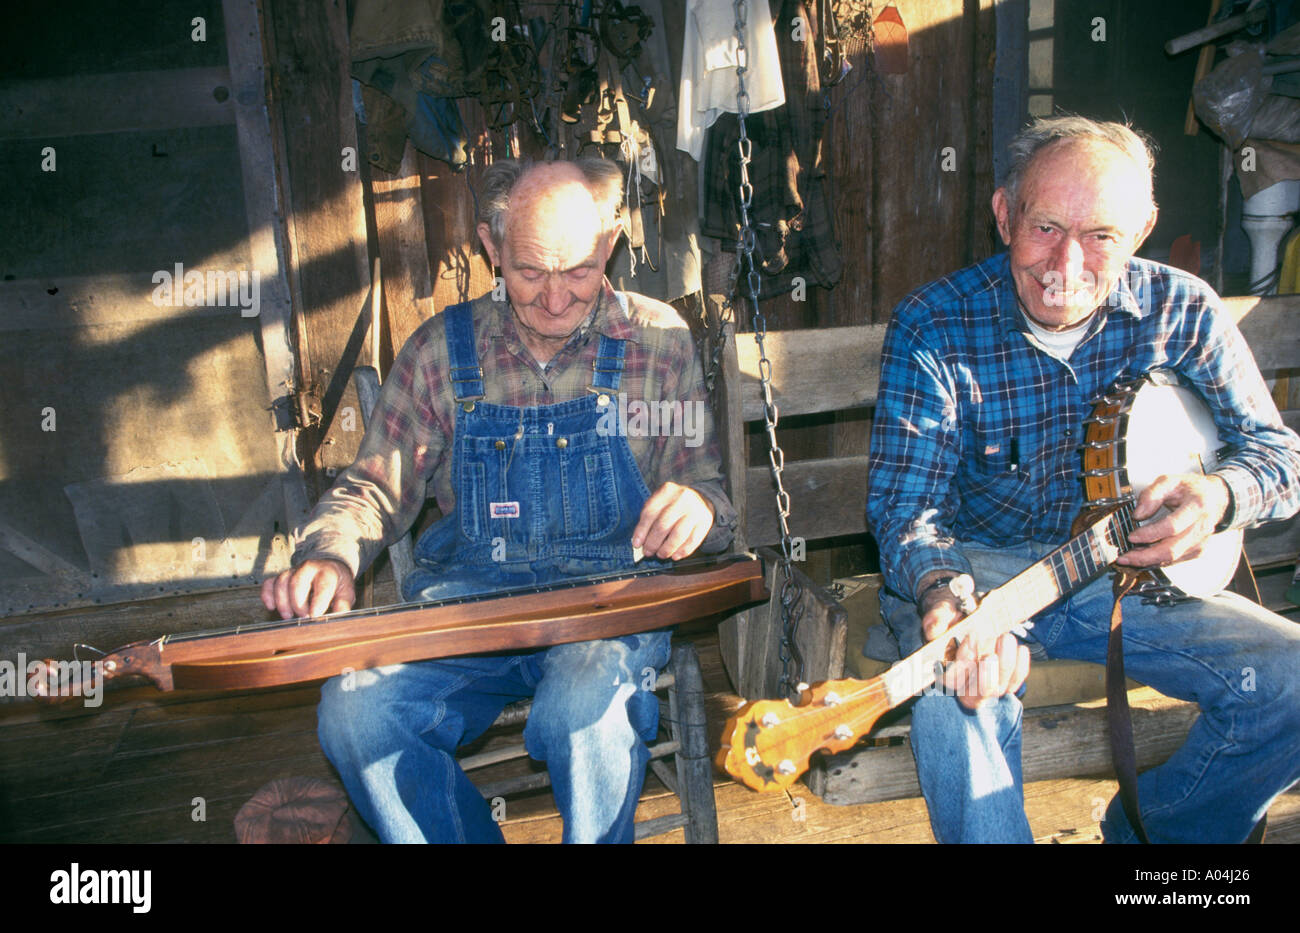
[{"xmin": 711, "ymin": 293, "xmax": 1300, "ymax": 805}]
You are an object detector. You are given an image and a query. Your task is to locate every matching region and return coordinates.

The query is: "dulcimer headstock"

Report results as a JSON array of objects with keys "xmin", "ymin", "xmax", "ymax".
[{"xmin": 718, "ymin": 677, "xmax": 892, "ymax": 792}]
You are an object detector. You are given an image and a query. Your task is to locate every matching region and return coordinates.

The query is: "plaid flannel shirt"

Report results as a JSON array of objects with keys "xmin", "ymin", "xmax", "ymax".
[
  {"xmin": 294, "ymin": 282, "xmax": 738, "ymax": 578},
  {"xmin": 867, "ymin": 252, "xmax": 1300, "ymax": 603}
]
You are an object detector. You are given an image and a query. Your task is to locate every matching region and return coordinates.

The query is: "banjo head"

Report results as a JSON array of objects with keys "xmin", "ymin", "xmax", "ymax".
[{"xmin": 1105, "ymin": 379, "xmax": 1242, "ymax": 599}]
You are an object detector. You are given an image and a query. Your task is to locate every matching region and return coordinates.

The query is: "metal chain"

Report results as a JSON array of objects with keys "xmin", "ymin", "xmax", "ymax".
[{"xmin": 730, "ymin": 0, "xmax": 804, "ymax": 700}]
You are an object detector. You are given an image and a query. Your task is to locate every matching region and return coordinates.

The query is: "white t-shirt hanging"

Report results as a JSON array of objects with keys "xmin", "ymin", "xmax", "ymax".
[{"xmin": 677, "ymin": 0, "xmax": 786, "ymax": 161}]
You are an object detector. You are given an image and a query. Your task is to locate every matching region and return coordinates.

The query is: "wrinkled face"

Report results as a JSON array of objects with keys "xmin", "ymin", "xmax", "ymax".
[
  {"xmin": 478, "ymin": 164, "xmax": 619, "ymax": 362},
  {"xmin": 993, "ymin": 139, "xmax": 1157, "ymax": 330}
]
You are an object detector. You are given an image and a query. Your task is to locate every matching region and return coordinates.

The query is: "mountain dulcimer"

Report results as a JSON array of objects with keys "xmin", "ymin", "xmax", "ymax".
[{"xmin": 36, "ymin": 554, "xmax": 768, "ymax": 694}]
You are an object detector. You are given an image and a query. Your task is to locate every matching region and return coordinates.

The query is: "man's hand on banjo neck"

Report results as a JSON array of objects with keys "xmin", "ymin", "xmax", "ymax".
[
  {"xmin": 916, "ymin": 572, "xmax": 1031, "ymax": 712},
  {"xmin": 915, "ymin": 472, "xmax": 1230, "ymax": 711}
]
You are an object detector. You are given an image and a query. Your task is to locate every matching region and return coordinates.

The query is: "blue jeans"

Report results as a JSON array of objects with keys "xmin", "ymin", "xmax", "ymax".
[
  {"xmin": 318, "ymin": 300, "xmax": 674, "ymax": 843},
  {"xmin": 878, "ymin": 541, "xmax": 1300, "ymax": 844},
  {"xmin": 318, "ymin": 630, "xmax": 671, "ymax": 843}
]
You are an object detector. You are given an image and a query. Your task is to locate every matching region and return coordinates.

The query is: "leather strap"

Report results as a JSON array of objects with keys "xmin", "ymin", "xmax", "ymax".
[
  {"xmin": 1106, "ymin": 569, "xmax": 1149, "ymax": 843},
  {"xmin": 1106, "ymin": 567, "xmax": 1269, "ymax": 844}
]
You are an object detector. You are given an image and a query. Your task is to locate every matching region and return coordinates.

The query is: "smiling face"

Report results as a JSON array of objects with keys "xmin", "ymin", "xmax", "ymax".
[
  {"xmin": 992, "ymin": 138, "xmax": 1157, "ymax": 331},
  {"xmin": 476, "ymin": 163, "xmax": 621, "ymax": 363}
]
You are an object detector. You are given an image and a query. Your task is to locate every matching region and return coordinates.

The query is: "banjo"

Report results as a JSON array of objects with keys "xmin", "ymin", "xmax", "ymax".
[
  {"xmin": 1080, "ymin": 369, "xmax": 1242, "ymax": 601},
  {"xmin": 721, "ymin": 371, "xmax": 1244, "ymax": 791}
]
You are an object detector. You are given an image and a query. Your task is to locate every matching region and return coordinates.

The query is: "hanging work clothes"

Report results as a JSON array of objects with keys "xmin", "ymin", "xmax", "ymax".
[
  {"xmin": 605, "ymin": 0, "xmax": 704, "ymax": 303},
  {"xmin": 350, "ymin": 0, "xmax": 478, "ymax": 171},
  {"xmin": 676, "ymin": 0, "xmax": 786, "ymax": 161},
  {"xmin": 700, "ymin": 0, "xmax": 843, "ymax": 298}
]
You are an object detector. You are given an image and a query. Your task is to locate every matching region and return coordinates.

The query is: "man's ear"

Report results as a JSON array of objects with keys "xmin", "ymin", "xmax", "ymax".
[
  {"xmin": 1132, "ymin": 205, "xmax": 1158, "ymax": 253},
  {"xmin": 991, "ymin": 188, "xmax": 1013, "ymax": 246},
  {"xmin": 603, "ymin": 218, "xmax": 624, "ymax": 259},
  {"xmin": 476, "ymin": 222, "xmax": 501, "ymax": 268}
]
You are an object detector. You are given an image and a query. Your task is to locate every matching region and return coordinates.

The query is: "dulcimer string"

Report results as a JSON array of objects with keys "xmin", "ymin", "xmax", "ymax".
[{"xmin": 149, "ymin": 553, "xmax": 751, "ymax": 650}]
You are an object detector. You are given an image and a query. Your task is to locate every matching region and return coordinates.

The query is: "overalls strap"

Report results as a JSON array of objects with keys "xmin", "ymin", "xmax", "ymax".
[
  {"xmin": 592, "ymin": 333, "xmax": 625, "ymax": 392},
  {"xmin": 444, "ymin": 302, "xmax": 485, "ymax": 401}
]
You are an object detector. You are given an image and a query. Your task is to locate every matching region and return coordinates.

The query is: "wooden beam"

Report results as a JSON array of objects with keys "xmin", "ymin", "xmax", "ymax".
[
  {"xmin": 745, "ymin": 456, "xmax": 869, "ymax": 548},
  {"xmin": 371, "ymin": 141, "xmax": 435, "ymax": 356},
  {"xmin": 0, "ymin": 68, "xmax": 234, "ymax": 140},
  {"xmin": 737, "ymin": 325, "xmax": 887, "ymax": 421},
  {"xmin": 819, "ymin": 690, "xmax": 1198, "ymax": 806},
  {"xmin": 420, "ymin": 139, "xmax": 494, "ymax": 314},
  {"xmin": 0, "ymin": 519, "xmax": 88, "ymax": 580},
  {"xmin": 735, "ymin": 296, "xmax": 1294, "ymax": 430},
  {"xmin": 1225, "ymin": 294, "xmax": 1300, "ymax": 373},
  {"xmin": 217, "ymin": 0, "xmax": 311, "ymax": 533},
  {"xmin": 262, "ymin": 0, "xmax": 372, "ymax": 492}
]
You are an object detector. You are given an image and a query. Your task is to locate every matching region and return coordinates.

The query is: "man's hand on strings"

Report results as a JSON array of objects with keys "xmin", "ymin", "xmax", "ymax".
[
  {"xmin": 918, "ymin": 573, "xmax": 1030, "ymax": 711},
  {"xmin": 633, "ymin": 482, "xmax": 715, "ymax": 561},
  {"xmin": 1115, "ymin": 472, "xmax": 1231, "ymax": 571},
  {"xmin": 261, "ymin": 558, "xmax": 356, "ymax": 620}
]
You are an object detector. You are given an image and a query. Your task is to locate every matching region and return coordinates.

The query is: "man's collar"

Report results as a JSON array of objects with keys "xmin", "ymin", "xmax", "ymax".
[{"xmin": 481, "ymin": 279, "xmax": 638, "ymax": 356}]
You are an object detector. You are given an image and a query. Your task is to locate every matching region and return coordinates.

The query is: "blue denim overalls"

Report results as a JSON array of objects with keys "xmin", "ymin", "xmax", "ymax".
[
  {"xmin": 400, "ymin": 298, "xmax": 668, "ymax": 599},
  {"xmin": 317, "ymin": 300, "xmax": 673, "ymax": 843}
]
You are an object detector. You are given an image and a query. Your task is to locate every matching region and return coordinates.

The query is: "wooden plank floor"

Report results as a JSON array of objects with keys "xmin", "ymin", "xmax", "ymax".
[
  {"xmin": 3, "ymin": 631, "xmax": 1298, "ymax": 844},
  {"xmin": 500, "ymin": 775, "xmax": 1300, "ymax": 844}
]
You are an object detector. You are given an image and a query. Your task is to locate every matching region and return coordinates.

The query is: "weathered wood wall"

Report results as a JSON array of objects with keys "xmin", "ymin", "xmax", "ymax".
[
  {"xmin": 0, "ymin": 0, "xmax": 306, "ymax": 617},
  {"xmin": 340, "ymin": 1, "xmax": 1002, "ymax": 588}
]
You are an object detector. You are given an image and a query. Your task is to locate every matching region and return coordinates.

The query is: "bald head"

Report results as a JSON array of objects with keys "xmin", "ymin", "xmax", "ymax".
[{"xmin": 478, "ymin": 157, "xmax": 624, "ymax": 250}]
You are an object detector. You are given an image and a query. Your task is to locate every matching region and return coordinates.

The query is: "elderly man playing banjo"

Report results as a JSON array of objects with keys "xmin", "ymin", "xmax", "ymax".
[
  {"xmin": 261, "ymin": 158, "xmax": 736, "ymax": 843},
  {"xmin": 866, "ymin": 115, "xmax": 1300, "ymax": 843}
]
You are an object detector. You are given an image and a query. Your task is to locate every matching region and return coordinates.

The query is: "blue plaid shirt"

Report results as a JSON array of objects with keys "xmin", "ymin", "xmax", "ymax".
[{"xmin": 866, "ymin": 252, "xmax": 1300, "ymax": 602}]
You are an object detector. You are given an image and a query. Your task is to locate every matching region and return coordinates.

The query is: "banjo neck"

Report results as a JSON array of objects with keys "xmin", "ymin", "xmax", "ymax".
[
  {"xmin": 880, "ymin": 504, "xmax": 1135, "ymax": 705},
  {"xmin": 719, "ymin": 505, "xmax": 1138, "ymax": 792}
]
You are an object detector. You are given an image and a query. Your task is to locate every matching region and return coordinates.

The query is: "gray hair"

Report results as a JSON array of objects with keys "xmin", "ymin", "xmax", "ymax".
[
  {"xmin": 478, "ymin": 157, "xmax": 624, "ymax": 247},
  {"xmin": 1002, "ymin": 115, "xmax": 1157, "ymax": 214}
]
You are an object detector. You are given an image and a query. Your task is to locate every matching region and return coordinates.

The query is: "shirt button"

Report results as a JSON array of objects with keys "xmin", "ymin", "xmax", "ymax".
[
  {"xmin": 556, "ymin": 437, "xmax": 568, "ymax": 449},
  {"xmin": 1064, "ymin": 429, "xmax": 1073, "ymax": 438}
]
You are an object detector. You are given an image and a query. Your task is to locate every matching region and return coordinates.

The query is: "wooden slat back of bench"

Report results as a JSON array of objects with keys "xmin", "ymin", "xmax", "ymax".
[{"xmin": 732, "ymin": 296, "xmax": 1300, "ymax": 551}]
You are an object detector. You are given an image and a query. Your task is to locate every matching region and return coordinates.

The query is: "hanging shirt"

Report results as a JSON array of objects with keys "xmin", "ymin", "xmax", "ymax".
[{"xmin": 677, "ymin": 0, "xmax": 786, "ymax": 161}]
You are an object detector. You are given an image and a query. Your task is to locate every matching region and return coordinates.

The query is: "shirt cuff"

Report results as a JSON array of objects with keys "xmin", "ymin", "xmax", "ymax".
[
  {"xmin": 291, "ymin": 530, "xmax": 364, "ymax": 581},
  {"xmin": 1213, "ymin": 465, "xmax": 1256, "ymax": 531},
  {"xmin": 691, "ymin": 481, "xmax": 739, "ymax": 554},
  {"xmin": 897, "ymin": 544, "xmax": 974, "ymax": 604}
]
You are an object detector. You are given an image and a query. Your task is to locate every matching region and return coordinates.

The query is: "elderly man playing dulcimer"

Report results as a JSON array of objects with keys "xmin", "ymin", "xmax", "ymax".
[{"xmin": 261, "ymin": 158, "xmax": 736, "ymax": 843}]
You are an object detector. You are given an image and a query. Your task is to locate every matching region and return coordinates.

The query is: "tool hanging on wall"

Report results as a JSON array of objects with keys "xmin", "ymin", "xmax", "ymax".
[{"xmin": 872, "ymin": 2, "xmax": 909, "ymax": 74}]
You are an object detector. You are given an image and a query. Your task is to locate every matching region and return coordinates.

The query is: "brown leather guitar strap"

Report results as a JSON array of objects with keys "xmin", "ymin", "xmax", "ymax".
[
  {"xmin": 1106, "ymin": 569, "xmax": 1149, "ymax": 843},
  {"xmin": 1106, "ymin": 568, "xmax": 1267, "ymax": 844}
]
